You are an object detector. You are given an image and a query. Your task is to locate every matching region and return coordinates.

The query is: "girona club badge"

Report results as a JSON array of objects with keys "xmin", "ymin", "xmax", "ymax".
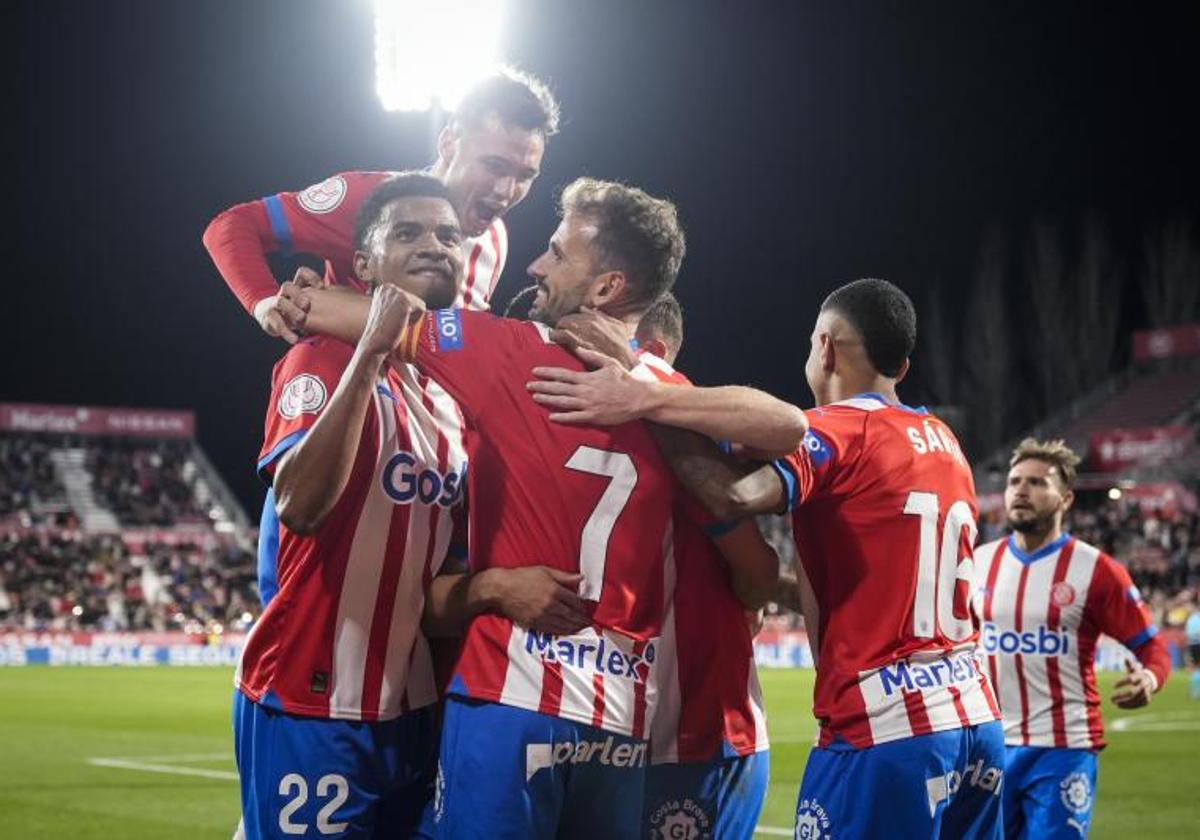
[
  {"xmin": 297, "ymin": 175, "xmax": 348, "ymax": 214},
  {"xmin": 1051, "ymin": 581, "xmax": 1077, "ymax": 608},
  {"xmin": 278, "ymin": 374, "xmax": 328, "ymax": 420}
]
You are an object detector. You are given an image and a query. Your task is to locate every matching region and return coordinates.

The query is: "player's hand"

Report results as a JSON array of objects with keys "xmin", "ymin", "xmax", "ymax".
[
  {"xmin": 254, "ymin": 266, "xmax": 324, "ymax": 343},
  {"xmin": 1111, "ymin": 659, "xmax": 1157, "ymax": 708},
  {"xmin": 361, "ymin": 284, "xmax": 425, "ymax": 358},
  {"xmin": 551, "ymin": 308, "xmax": 638, "ymax": 371},
  {"xmin": 490, "ymin": 566, "xmax": 591, "ymax": 636},
  {"xmin": 527, "ymin": 351, "xmax": 654, "ymax": 426}
]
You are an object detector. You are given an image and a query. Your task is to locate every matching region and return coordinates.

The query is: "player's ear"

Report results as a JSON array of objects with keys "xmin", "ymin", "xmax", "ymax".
[
  {"xmin": 353, "ymin": 250, "xmax": 374, "ymax": 284},
  {"xmin": 819, "ymin": 333, "xmax": 836, "ymax": 373},
  {"xmin": 588, "ymin": 270, "xmax": 626, "ymax": 307},
  {"xmin": 894, "ymin": 357, "xmax": 911, "ymax": 384},
  {"xmin": 1061, "ymin": 487, "xmax": 1075, "ymax": 514},
  {"xmin": 642, "ymin": 338, "xmax": 668, "ymax": 360}
]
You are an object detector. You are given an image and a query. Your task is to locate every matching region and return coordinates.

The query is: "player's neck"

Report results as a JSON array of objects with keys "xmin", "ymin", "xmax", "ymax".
[
  {"xmin": 1011, "ymin": 522, "xmax": 1064, "ymax": 555},
  {"xmin": 828, "ymin": 376, "xmax": 898, "ymax": 406}
]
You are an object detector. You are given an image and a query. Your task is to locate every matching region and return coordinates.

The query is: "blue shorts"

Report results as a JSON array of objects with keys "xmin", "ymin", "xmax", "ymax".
[
  {"xmin": 423, "ymin": 695, "xmax": 647, "ymax": 839},
  {"xmin": 644, "ymin": 750, "xmax": 770, "ymax": 839},
  {"xmin": 1002, "ymin": 746, "xmax": 1097, "ymax": 839},
  {"xmin": 796, "ymin": 722, "xmax": 1005, "ymax": 839},
  {"xmin": 233, "ymin": 690, "xmax": 437, "ymax": 839}
]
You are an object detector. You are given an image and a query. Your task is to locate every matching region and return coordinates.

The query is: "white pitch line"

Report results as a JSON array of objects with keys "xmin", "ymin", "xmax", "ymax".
[
  {"xmin": 88, "ymin": 757, "xmax": 238, "ymax": 781},
  {"xmin": 754, "ymin": 826, "xmax": 793, "ymax": 836},
  {"xmin": 93, "ymin": 752, "xmax": 231, "ymax": 763},
  {"xmin": 1110, "ymin": 710, "xmax": 1200, "ymax": 733}
]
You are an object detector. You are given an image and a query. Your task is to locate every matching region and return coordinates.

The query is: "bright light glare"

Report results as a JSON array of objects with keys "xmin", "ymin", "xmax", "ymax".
[
  {"xmin": 1108, "ymin": 487, "xmax": 1122, "ymax": 500},
  {"xmin": 375, "ymin": 0, "xmax": 504, "ymax": 112}
]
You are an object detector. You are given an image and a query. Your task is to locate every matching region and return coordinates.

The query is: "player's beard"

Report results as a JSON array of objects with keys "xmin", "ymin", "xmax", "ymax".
[{"xmin": 1007, "ymin": 508, "xmax": 1055, "ymax": 537}]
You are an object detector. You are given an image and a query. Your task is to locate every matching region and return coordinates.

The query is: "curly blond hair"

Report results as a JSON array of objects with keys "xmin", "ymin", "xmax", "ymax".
[{"xmin": 1009, "ymin": 438, "xmax": 1081, "ymax": 490}]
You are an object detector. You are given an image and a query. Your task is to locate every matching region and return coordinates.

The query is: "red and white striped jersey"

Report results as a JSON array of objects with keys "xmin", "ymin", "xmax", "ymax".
[
  {"xmin": 973, "ymin": 533, "xmax": 1165, "ymax": 750},
  {"xmin": 775, "ymin": 395, "xmax": 1000, "ymax": 749},
  {"xmin": 236, "ymin": 335, "xmax": 468, "ymax": 721},
  {"xmin": 204, "ymin": 170, "xmax": 506, "ymax": 314},
  {"xmin": 635, "ymin": 353, "xmax": 769, "ymax": 764},
  {"xmin": 396, "ymin": 310, "xmax": 690, "ymax": 739}
]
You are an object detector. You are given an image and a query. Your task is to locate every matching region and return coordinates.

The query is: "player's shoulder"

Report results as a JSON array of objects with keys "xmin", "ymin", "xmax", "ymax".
[
  {"xmin": 271, "ymin": 335, "xmax": 354, "ymax": 381},
  {"xmin": 635, "ymin": 349, "xmax": 689, "ymax": 385},
  {"xmin": 976, "ymin": 535, "xmax": 1008, "ymax": 557}
]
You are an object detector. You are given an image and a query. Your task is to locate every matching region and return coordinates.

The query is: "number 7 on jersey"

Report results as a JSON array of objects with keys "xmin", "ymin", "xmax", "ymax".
[{"xmin": 565, "ymin": 446, "xmax": 639, "ymax": 601}]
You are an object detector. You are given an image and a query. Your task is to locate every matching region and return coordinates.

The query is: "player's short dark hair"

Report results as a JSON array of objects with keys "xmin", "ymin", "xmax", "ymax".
[
  {"xmin": 635, "ymin": 293, "xmax": 684, "ymax": 360},
  {"xmin": 353, "ymin": 172, "xmax": 454, "ymax": 251},
  {"xmin": 453, "ymin": 66, "xmax": 560, "ymax": 138},
  {"xmin": 820, "ymin": 278, "xmax": 916, "ymax": 378},
  {"xmin": 560, "ymin": 178, "xmax": 686, "ymax": 312}
]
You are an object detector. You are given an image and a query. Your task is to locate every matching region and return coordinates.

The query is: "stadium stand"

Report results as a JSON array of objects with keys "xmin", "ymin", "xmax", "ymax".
[{"xmin": 0, "ymin": 404, "xmax": 257, "ymax": 633}]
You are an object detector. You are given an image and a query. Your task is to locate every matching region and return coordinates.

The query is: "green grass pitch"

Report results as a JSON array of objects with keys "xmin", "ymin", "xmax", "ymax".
[{"xmin": 0, "ymin": 667, "xmax": 1196, "ymax": 837}]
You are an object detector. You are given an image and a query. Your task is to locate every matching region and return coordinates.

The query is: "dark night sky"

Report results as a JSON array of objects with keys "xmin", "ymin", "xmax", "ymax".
[{"xmin": 9, "ymin": 1, "xmax": 1199, "ymax": 515}]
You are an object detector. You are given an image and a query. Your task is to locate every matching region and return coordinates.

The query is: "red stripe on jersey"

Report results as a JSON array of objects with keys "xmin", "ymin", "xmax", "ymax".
[
  {"xmin": 1044, "ymin": 539, "xmax": 1076, "ymax": 747},
  {"xmin": 981, "ymin": 667, "xmax": 1002, "ymax": 720},
  {"xmin": 538, "ymin": 660, "xmax": 563, "ymax": 718},
  {"xmin": 485, "ymin": 226, "xmax": 502, "ymax": 304},
  {"xmin": 983, "ymin": 542, "xmax": 1007, "ymax": 700},
  {"xmin": 419, "ymin": 376, "xmax": 450, "ymax": 593},
  {"xmin": 1013, "ymin": 562, "xmax": 1032, "ymax": 745},
  {"xmin": 982, "ymin": 541, "xmax": 1007, "ymax": 620},
  {"xmin": 948, "ymin": 685, "xmax": 971, "ymax": 728},
  {"xmin": 632, "ymin": 640, "xmax": 649, "ymax": 740},
  {"xmin": 903, "ymin": 689, "xmax": 934, "ymax": 737},
  {"xmin": 591, "ymin": 673, "xmax": 606, "ymax": 728},
  {"xmin": 462, "ymin": 243, "xmax": 483, "ymax": 309},
  {"xmin": 358, "ymin": 408, "xmax": 417, "ymax": 719},
  {"xmin": 1079, "ymin": 569, "xmax": 1107, "ymax": 748}
]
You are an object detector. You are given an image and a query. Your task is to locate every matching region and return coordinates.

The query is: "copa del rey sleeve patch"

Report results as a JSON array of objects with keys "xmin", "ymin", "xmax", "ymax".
[
  {"xmin": 278, "ymin": 374, "xmax": 328, "ymax": 419},
  {"xmin": 297, "ymin": 175, "xmax": 347, "ymax": 214}
]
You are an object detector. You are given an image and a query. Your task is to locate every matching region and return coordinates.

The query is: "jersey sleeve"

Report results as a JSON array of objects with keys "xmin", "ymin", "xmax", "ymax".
[
  {"xmin": 398, "ymin": 309, "xmax": 519, "ymax": 417},
  {"xmin": 771, "ymin": 408, "xmax": 865, "ymax": 511},
  {"xmin": 203, "ymin": 171, "xmax": 388, "ymax": 314},
  {"xmin": 256, "ymin": 340, "xmax": 349, "ymax": 484},
  {"xmin": 1090, "ymin": 554, "xmax": 1159, "ymax": 649},
  {"xmin": 262, "ymin": 171, "xmax": 388, "ymax": 265}
]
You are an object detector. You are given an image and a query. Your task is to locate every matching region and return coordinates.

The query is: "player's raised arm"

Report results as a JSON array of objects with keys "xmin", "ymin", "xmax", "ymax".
[
  {"xmin": 272, "ymin": 286, "xmax": 417, "ymax": 534},
  {"xmin": 528, "ymin": 349, "xmax": 807, "ymax": 458}
]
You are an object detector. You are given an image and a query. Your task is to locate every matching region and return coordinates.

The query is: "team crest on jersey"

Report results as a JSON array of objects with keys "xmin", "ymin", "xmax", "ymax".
[
  {"xmin": 278, "ymin": 374, "xmax": 327, "ymax": 419},
  {"xmin": 1051, "ymin": 581, "xmax": 1077, "ymax": 607},
  {"xmin": 297, "ymin": 175, "xmax": 347, "ymax": 214},
  {"xmin": 647, "ymin": 798, "xmax": 711, "ymax": 840},
  {"xmin": 1059, "ymin": 771, "xmax": 1093, "ymax": 814}
]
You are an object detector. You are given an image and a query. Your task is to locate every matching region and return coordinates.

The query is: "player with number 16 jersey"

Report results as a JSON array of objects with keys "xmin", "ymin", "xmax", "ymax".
[{"xmin": 776, "ymin": 397, "xmax": 1000, "ymax": 750}]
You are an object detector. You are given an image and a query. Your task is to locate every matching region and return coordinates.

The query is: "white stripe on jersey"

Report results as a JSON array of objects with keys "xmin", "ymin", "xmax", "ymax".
[
  {"xmin": 328, "ymin": 384, "xmax": 399, "ymax": 719},
  {"xmin": 1059, "ymin": 542, "xmax": 1099, "ymax": 748},
  {"xmin": 499, "ymin": 623, "xmax": 545, "ymax": 708},
  {"xmin": 858, "ymin": 662, "xmax": 915, "ymax": 743},
  {"xmin": 982, "ymin": 548, "xmax": 1025, "ymax": 736},
  {"xmin": 747, "ymin": 659, "xmax": 770, "ymax": 751},
  {"xmin": 1016, "ymin": 554, "xmax": 1061, "ymax": 740}
]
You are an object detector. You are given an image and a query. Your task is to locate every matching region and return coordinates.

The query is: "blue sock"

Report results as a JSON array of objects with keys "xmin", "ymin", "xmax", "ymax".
[{"xmin": 1190, "ymin": 670, "xmax": 1200, "ymax": 698}]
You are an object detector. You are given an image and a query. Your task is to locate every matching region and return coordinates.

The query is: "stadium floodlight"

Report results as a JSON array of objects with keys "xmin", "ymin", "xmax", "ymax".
[{"xmin": 374, "ymin": 0, "xmax": 505, "ymax": 112}]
